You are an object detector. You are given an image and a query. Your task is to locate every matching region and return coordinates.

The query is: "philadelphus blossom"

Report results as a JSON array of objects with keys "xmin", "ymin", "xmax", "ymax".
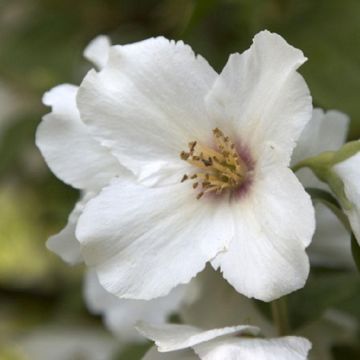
[
  {"xmin": 292, "ymin": 109, "xmax": 354, "ymax": 268},
  {"xmin": 84, "ymin": 270, "xmax": 190, "ymax": 342},
  {"xmin": 36, "ymin": 36, "xmax": 191, "ymax": 338},
  {"xmin": 332, "ymin": 152, "xmax": 360, "ymax": 245},
  {"xmin": 138, "ymin": 322, "xmax": 312, "ymax": 360},
  {"xmin": 67, "ymin": 30, "xmax": 316, "ymax": 303}
]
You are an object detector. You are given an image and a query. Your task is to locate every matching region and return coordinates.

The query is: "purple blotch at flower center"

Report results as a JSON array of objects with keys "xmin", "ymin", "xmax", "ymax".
[{"xmin": 180, "ymin": 128, "xmax": 252, "ymax": 199}]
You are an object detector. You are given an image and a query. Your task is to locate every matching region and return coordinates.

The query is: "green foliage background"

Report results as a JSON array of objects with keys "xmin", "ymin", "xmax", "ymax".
[{"xmin": 0, "ymin": 0, "xmax": 359, "ymax": 359}]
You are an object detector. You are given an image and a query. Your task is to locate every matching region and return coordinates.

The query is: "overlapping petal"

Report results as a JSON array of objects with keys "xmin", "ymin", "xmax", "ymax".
[
  {"xmin": 292, "ymin": 108, "xmax": 349, "ymax": 166},
  {"xmin": 213, "ymin": 166, "xmax": 314, "ymax": 301},
  {"xmin": 46, "ymin": 195, "xmax": 86, "ymax": 264},
  {"xmin": 137, "ymin": 322, "xmax": 260, "ymax": 352},
  {"xmin": 76, "ymin": 177, "xmax": 234, "ymax": 299},
  {"xmin": 84, "ymin": 270, "xmax": 188, "ymax": 342},
  {"xmin": 83, "ymin": 35, "xmax": 111, "ymax": 70},
  {"xmin": 138, "ymin": 323, "xmax": 311, "ymax": 360},
  {"xmin": 194, "ymin": 335, "xmax": 311, "ymax": 360},
  {"xmin": 77, "ymin": 37, "xmax": 218, "ymax": 184},
  {"xmin": 333, "ymin": 152, "xmax": 360, "ymax": 244},
  {"xmin": 36, "ymin": 84, "xmax": 122, "ymax": 190},
  {"xmin": 206, "ymin": 30, "xmax": 312, "ymax": 166}
]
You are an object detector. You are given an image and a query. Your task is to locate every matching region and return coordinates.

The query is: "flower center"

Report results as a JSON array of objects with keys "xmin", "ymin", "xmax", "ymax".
[{"xmin": 180, "ymin": 128, "xmax": 248, "ymax": 199}]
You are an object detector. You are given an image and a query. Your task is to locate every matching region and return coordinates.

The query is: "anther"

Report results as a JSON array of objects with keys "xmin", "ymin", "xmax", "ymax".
[
  {"xmin": 181, "ymin": 174, "xmax": 188, "ymax": 182},
  {"xmin": 180, "ymin": 128, "xmax": 248, "ymax": 199},
  {"xmin": 180, "ymin": 151, "xmax": 190, "ymax": 160}
]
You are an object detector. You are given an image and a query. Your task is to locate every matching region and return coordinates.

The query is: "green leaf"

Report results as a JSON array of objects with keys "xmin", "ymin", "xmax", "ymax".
[
  {"xmin": 287, "ymin": 271, "xmax": 360, "ymax": 330},
  {"xmin": 333, "ymin": 140, "xmax": 360, "ymax": 165},
  {"xmin": 333, "ymin": 345, "xmax": 360, "ymax": 360},
  {"xmin": 351, "ymin": 235, "xmax": 360, "ymax": 273},
  {"xmin": 292, "ymin": 151, "xmax": 334, "ymax": 181}
]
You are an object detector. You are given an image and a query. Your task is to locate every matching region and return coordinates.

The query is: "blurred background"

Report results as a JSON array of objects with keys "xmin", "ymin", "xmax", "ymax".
[{"xmin": 0, "ymin": 0, "xmax": 359, "ymax": 359}]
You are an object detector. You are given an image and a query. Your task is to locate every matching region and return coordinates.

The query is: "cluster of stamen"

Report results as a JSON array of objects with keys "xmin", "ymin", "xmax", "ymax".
[{"xmin": 180, "ymin": 128, "xmax": 248, "ymax": 199}]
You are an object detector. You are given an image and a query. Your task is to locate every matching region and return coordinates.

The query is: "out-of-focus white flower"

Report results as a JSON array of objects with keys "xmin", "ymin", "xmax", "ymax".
[
  {"xmin": 180, "ymin": 269, "xmax": 358, "ymax": 360},
  {"xmin": 180, "ymin": 268, "xmax": 274, "ymax": 335},
  {"xmin": 84, "ymin": 269, "xmax": 193, "ymax": 343},
  {"xmin": 332, "ymin": 152, "xmax": 360, "ymax": 245},
  {"xmin": 138, "ymin": 322, "xmax": 311, "ymax": 360},
  {"xmin": 292, "ymin": 108, "xmax": 354, "ymax": 268},
  {"xmin": 16, "ymin": 325, "xmax": 118, "ymax": 360},
  {"xmin": 72, "ymin": 30, "xmax": 314, "ymax": 302},
  {"xmin": 36, "ymin": 35, "xmax": 125, "ymax": 264}
]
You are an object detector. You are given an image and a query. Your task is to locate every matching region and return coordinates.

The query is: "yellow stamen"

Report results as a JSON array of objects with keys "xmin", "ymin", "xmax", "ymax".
[{"xmin": 180, "ymin": 128, "xmax": 248, "ymax": 199}]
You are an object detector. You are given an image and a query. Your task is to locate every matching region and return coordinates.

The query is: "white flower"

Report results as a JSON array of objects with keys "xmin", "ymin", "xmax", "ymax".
[
  {"xmin": 71, "ymin": 30, "xmax": 315, "ymax": 302},
  {"xmin": 84, "ymin": 269, "xmax": 192, "ymax": 343},
  {"xmin": 332, "ymin": 151, "xmax": 360, "ymax": 244},
  {"xmin": 37, "ymin": 36, "xmax": 192, "ymax": 341},
  {"xmin": 292, "ymin": 108, "xmax": 354, "ymax": 268},
  {"xmin": 138, "ymin": 322, "xmax": 311, "ymax": 360}
]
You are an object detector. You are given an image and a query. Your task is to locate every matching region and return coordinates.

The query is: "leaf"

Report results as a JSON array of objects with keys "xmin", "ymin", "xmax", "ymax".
[
  {"xmin": 351, "ymin": 235, "xmax": 360, "ymax": 273},
  {"xmin": 287, "ymin": 271, "xmax": 360, "ymax": 330},
  {"xmin": 333, "ymin": 140, "xmax": 360, "ymax": 165}
]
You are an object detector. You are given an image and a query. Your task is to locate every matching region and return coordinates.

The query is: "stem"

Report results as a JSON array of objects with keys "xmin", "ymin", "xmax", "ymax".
[{"xmin": 271, "ymin": 297, "xmax": 290, "ymax": 336}]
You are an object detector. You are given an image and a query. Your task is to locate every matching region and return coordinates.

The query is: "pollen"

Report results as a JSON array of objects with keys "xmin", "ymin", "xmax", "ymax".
[{"xmin": 180, "ymin": 128, "xmax": 249, "ymax": 199}]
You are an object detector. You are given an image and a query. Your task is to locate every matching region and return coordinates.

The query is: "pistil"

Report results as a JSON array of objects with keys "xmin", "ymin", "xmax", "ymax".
[{"xmin": 180, "ymin": 128, "xmax": 248, "ymax": 199}]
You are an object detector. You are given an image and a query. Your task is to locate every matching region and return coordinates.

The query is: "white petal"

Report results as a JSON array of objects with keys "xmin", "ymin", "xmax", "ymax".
[
  {"xmin": 142, "ymin": 347, "xmax": 197, "ymax": 360},
  {"xmin": 213, "ymin": 167, "xmax": 314, "ymax": 301},
  {"xmin": 83, "ymin": 35, "xmax": 112, "ymax": 70},
  {"xmin": 76, "ymin": 176, "xmax": 234, "ymax": 300},
  {"xmin": 84, "ymin": 269, "xmax": 120, "ymax": 312},
  {"xmin": 206, "ymin": 30, "xmax": 312, "ymax": 165},
  {"xmin": 36, "ymin": 84, "xmax": 123, "ymax": 190},
  {"xmin": 292, "ymin": 108, "xmax": 349, "ymax": 166},
  {"xmin": 333, "ymin": 152, "xmax": 360, "ymax": 244},
  {"xmin": 46, "ymin": 194, "xmax": 91, "ymax": 264},
  {"xmin": 309, "ymin": 203, "xmax": 353, "ymax": 268},
  {"xmin": 77, "ymin": 37, "xmax": 217, "ymax": 184},
  {"xmin": 194, "ymin": 336, "xmax": 311, "ymax": 360},
  {"xmin": 136, "ymin": 323, "xmax": 260, "ymax": 352},
  {"xmin": 84, "ymin": 270, "xmax": 188, "ymax": 343}
]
